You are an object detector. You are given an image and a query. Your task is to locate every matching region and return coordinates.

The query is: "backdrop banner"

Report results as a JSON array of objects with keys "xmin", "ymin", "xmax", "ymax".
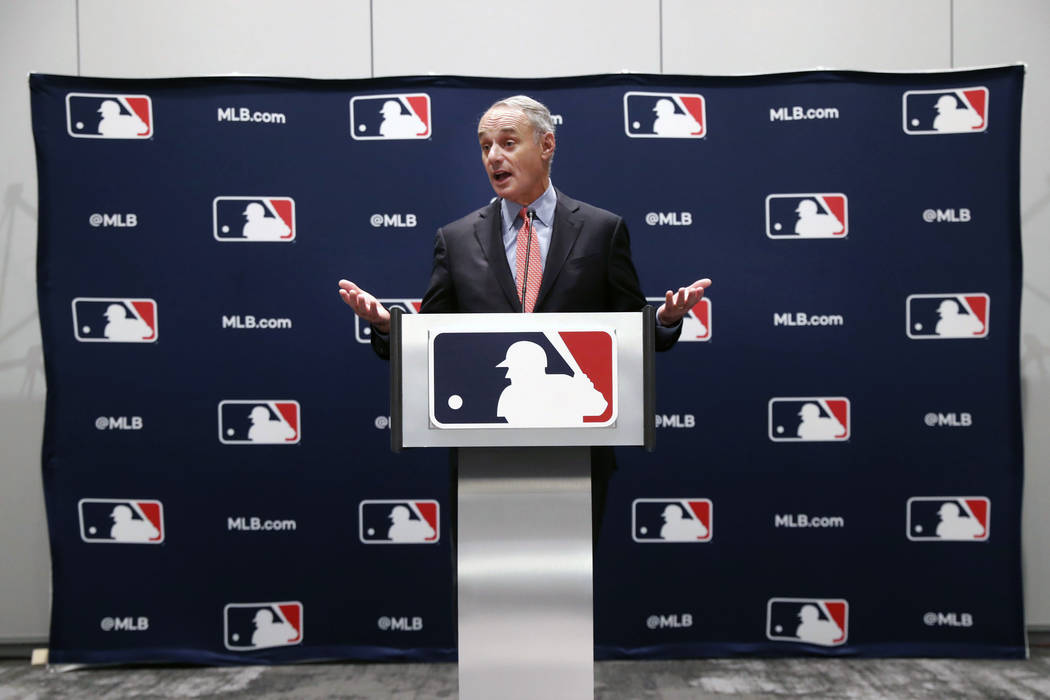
[{"xmin": 31, "ymin": 67, "xmax": 1026, "ymax": 664}]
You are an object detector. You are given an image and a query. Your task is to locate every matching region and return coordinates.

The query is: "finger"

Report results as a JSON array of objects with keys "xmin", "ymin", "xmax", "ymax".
[{"xmin": 338, "ymin": 279, "xmax": 359, "ymax": 293}]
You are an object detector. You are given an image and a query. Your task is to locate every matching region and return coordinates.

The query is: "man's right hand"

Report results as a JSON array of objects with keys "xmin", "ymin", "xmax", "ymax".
[{"xmin": 338, "ymin": 280, "xmax": 391, "ymax": 334}]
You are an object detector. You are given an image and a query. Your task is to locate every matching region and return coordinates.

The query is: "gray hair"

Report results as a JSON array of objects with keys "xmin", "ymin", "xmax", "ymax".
[{"xmin": 484, "ymin": 95, "xmax": 556, "ymax": 142}]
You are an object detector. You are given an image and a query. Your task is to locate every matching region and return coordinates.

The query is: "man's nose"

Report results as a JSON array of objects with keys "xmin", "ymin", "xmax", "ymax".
[{"xmin": 486, "ymin": 145, "xmax": 503, "ymax": 165}]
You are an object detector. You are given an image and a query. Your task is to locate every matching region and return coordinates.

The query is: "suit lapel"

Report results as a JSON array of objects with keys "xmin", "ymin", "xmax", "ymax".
[
  {"xmin": 534, "ymin": 190, "xmax": 582, "ymax": 311},
  {"xmin": 473, "ymin": 200, "xmax": 522, "ymax": 311}
]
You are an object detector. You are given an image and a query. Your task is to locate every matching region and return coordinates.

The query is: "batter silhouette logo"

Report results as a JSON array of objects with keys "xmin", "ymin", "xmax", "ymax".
[
  {"xmin": 907, "ymin": 294, "xmax": 989, "ymax": 339},
  {"xmin": 66, "ymin": 93, "xmax": 153, "ymax": 139},
  {"xmin": 632, "ymin": 499, "xmax": 712, "ymax": 543},
  {"xmin": 78, "ymin": 499, "xmax": 164, "ymax": 544},
  {"xmin": 350, "ymin": 94, "xmax": 431, "ymax": 140},
  {"xmin": 766, "ymin": 194, "xmax": 848, "ymax": 239},
  {"xmin": 429, "ymin": 330, "xmax": 616, "ymax": 428},
  {"xmin": 213, "ymin": 197, "xmax": 295, "ymax": 242},
  {"xmin": 647, "ymin": 296, "xmax": 710, "ymax": 341},
  {"xmin": 359, "ymin": 500, "xmax": 440, "ymax": 544},
  {"xmin": 903, "ymin": 87, "xmax": 988, "ymax": 134},
  {"xmin": 219, "ymin": 400, "xmax": 300, "ymax": 444},
  {"xmin": 767, "ymin": 598, "xmax": 848, "ymax": 646},
  {"xmin": 355, "ymin": 298, "xmax": 422, "ymax": 343},
  {"xmin": 623, "ymin": 92, "xmax": 706, "ymax": 138},
  {"xmin": 224, "ymin": 602, "xmax": 303, "ymax": 651},
  {"xmin": 72, "ymin": 298, "xmax": 157, "ymax": 343},
  {"xmin": 769, "ymin": 397, "xmax": 850, "ymax": 442},
  {"xmin": 907, "ymin": 497, "xmax": 990, "ymax": 541}
]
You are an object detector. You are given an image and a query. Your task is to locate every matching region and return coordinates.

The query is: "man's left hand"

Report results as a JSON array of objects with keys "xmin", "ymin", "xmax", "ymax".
[{"xmin": 657, "ymin": 278, "xmax": 712, "ymax": 326}]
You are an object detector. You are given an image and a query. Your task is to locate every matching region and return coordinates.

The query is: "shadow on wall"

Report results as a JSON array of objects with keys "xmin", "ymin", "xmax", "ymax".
[{"xmin": 0, "ymin": 183, "xmax": 44, "ymax": 399}]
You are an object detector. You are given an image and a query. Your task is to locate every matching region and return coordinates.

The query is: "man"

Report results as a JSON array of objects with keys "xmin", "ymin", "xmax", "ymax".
[{"xmin": 338, "ymin": 95, "xmax": 710, "ymax": 534}]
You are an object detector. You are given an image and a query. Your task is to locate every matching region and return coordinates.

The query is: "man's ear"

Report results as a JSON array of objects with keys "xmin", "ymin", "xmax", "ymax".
[{"xmin": 542, "ymin": 132, "xmax": 556, "ymax": 162}]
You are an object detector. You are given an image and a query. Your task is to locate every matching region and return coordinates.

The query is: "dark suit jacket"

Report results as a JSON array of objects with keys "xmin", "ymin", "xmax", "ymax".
[{"xmin": 371, "ymin": 189, "xmax": 681, "ymax": 358}]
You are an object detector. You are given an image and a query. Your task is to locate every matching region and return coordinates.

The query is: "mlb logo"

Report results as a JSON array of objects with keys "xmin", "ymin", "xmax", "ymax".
[
  {"xmin": 769, "ymin": 397, "xmax": 850, "ymax": 442},
  {"xmin": 78, "ymin": 499, "xmax": 164, "ymax": 544},
  {"xmin": 632, "ymin": 498, "xmax": 712, "ymax": 543},
  {"xmin": 66, "ymin": 93, "xmax": 153, "ymax": 139},
  {"xmin": 766, "ymin": 194, "xmax": 848, "ymax": 239},
  {"xmin": 224, "ymin": 602, "xmax": 303, "ymax": 651},
  {"xmin": 72, "ymin": 298, "xmax": 157, "ymax": 343},
  {"xmin": 907, "ymin": 497, "xmax": 990, "ymax": 541},
  {"xmin": 213, "ymin": 197, "xmax": 295, "ymax": 242},
  {"xmin": 623, "ymin": 92, "xmax": 706, "ymax": 138},
  {"xmin": 903, "ymin": 87, "xmax": 988, "ymax": 134},
  {"xmin": 906, "ymin": 293, "xmax": 989, "ymax": 339},
  {"xmin": 647, "ymin": 296, "xmax": 710, "ymax": 341},
  {"xmin": 767, "ymin": 598, "xmax": 848, "ymax": 647},
  {"xmin": 429, "ymin": 330, "xmax": 616, "ymax": 428},
  {"xmin": 350, "ymin": 94, "xmax": 431, "ymax": 140},
  {"xmin": 355, "ymin": 299, "xmax": 421, "ymax": 343},
  {"xmin": 359, "ymin": 500, "xmax": 440, "ymax": 544},
  {"xmin": 218, "ymin": 400, "xmax": 300, "ymax": 444}
]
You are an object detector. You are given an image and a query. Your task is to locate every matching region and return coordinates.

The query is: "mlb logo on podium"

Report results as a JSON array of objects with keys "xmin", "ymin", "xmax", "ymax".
[
  {"xmin": 767, "ymin": 598, "xmax": 848, "ymax": 647},
  {"xmin": 907, "ymin": 293, "xmax": 989, "ymax": 339},
  {"xmin": 66, "ymin": 93, "xmax": 153, "ymax": 139},
  {"xmin": 903, "ymin": 87, "xmax": 988, "ymax": 134},
  {"xmin": 350, "ymin": 94, "xmax": 431, "ymax": 140},
  {"xmin": 78, "ymin": 499, "xmax": 164, "ymax": 544},
  {"xmin": 429, "ymin": 329, "xmax": 616, "ymax": 428},
  {"xmin": 219, "ymin": 400, "xmax": 300, "ymax": 444},
  {"xmin": 907, "ymin": 497, "xmax": 990, "ymax": 541},
  {"xmin": 623, "ymin": 92, "xmax": 706, "ymax": 138},
  {"xmin": 356, "ymin": 299, "xmax": 421, "ymax": 343},
  {"xmin": 769, "ymin": 397, "xmax": 850, "ymax": 442},
  {"xmin": 647, "ymin": 296, "xmax": 710, "ymax": 341},
  {"xmin": 213, "ymin": 197, "xmax": 295, "ymax": 242},
  {"xmin": 766, "ymin": 194, "xmax": 848, "ymax": 239},
  {"xmin": 72, "ymin": 298, "xmax": 157, "ymax": 343},
  {"xmin": 224, "ymin": 602, "xmax": 303, "ymax": 651},
  {"xmin": 359, "ymin": 500, "xmax": 440, "ymax": 544},
  {"xmin": 632, "ymin": 499, "xmax": 712, "ymax": 543}
]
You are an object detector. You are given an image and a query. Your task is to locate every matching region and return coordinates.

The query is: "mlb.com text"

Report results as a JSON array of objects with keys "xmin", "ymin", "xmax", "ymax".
[
  {"xmin": 770, "ymin": 106, "xmax": 840, "ymax": 122},
  {"xmin": 774, "ymin": 312, "xmax": 844, "ymax": 327},
  {"xmin": 775, "ymin": 514, "xmax": 845, "ymax": 529},
  {"xmin": 217, "ymin": 107, "xmax": 287, "ymax": 124},
  {"xmin": 222, "ymin": 315, "xmax": 292, "ymax": 330},
  {"xmin": 228, "ymin": 517, "xmax": 297, "ymax": 532}
]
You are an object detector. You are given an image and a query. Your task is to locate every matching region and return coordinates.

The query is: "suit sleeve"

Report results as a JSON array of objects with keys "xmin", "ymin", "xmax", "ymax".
[
  {"xmin": 607, "ymin": 217, "xmax": 682, "ymax": 352},
  {"xmin": 420, "ymin": 228, "xmax": 458, "ymax": 314}
]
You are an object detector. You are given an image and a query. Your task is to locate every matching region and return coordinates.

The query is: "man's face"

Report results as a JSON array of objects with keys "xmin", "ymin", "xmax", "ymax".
[{"xmin": 478, "ymin": 106, "xmax": 554, "ymax": 206}]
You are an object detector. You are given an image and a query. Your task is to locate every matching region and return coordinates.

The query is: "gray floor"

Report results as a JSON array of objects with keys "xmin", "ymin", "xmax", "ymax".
[{"xmin": 1, "ymin": 645, "xmax": 1048, "ymax": 699}]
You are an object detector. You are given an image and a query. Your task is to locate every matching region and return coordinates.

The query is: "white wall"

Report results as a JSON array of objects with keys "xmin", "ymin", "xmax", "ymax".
[{"xmin": 1, "ymin": 0, "xmax": 1047, "ymax": 641}]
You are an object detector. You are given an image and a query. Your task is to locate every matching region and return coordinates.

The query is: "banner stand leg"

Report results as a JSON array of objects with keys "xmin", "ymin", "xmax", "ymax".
[{"xmin": 457, "ymin": 446, "xmax": 593, "ymax": 700}]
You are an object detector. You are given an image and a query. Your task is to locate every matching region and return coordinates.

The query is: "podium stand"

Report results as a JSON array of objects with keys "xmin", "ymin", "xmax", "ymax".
[{"xmin": 390, "ymin": 310, "xmax": 654, "ymax": 700}]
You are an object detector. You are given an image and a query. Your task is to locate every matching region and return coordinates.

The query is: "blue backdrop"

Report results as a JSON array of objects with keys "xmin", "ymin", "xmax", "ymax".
[{"xmin": 31, "ymin": 67, "xmax": 1025, "ymax": 664}]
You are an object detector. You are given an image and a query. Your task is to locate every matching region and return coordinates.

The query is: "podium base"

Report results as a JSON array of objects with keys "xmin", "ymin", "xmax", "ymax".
[{"xmin": 457, "ymin": 446, "xmax": 593, "ymax": 700}]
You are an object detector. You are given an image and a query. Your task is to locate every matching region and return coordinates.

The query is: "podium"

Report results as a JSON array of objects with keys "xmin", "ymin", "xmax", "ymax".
[{"xmin": 390, "ymin": 309, "xmax": 654, "ymax": 700}]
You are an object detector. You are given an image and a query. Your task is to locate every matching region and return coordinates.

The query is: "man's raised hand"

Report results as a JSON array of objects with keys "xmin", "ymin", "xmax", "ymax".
[
  {"xmin": 338, "ymin": 280, "xmax": 391, "ymax": 333},
  {"xmin": 657, "ymin": 278, "xmax": 712, "ymax": 327}
]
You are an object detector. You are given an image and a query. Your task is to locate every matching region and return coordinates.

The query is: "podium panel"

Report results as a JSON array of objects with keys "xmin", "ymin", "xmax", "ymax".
[{"xmin": 393, "ymin": 311, "xmax": 652, "ymax": 448}]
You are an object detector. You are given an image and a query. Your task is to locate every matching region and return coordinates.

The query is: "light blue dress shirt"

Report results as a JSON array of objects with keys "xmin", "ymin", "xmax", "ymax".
[{"xmin": 500, "ymin": 180, "xmax": 557, "ymax": 275}]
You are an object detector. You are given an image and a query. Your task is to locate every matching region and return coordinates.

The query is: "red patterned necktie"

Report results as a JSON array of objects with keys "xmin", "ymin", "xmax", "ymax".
[{"xmin": 515, "ymin": 206, "xmax": 543, "ymax": 312}]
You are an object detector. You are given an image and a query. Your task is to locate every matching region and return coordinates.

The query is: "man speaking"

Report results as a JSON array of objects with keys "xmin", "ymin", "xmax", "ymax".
[{"xmin": 338, "ymin": 94, "xmax": 711, "ymax": 532}]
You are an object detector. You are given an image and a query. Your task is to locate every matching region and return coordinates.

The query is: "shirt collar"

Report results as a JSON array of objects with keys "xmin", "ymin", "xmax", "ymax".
[{"xmin": 500, "ymin": 180, "xmax": 557, "ymax": 228}]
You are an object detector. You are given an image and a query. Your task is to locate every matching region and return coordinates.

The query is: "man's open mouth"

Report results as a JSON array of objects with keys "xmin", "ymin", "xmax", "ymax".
[{"xmin": 493, "ymin": 171, "xmax": 510, "ymax": 182}]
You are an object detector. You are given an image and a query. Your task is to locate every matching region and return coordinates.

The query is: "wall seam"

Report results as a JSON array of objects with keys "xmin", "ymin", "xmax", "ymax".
[
  {"xmin": 949, "ymin": 0, "xmax": 954, "ymax": 68},
  {"xmin": 369, "ymin": 0, "xmax": 375, "ymax": 78},
  {"xmin": 75, "ymin": 0, "xmax": 81, "ymax": 76},
  {"xmin": 659, "ymin": 0, "xmax": 664, "ymax": 74}
]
